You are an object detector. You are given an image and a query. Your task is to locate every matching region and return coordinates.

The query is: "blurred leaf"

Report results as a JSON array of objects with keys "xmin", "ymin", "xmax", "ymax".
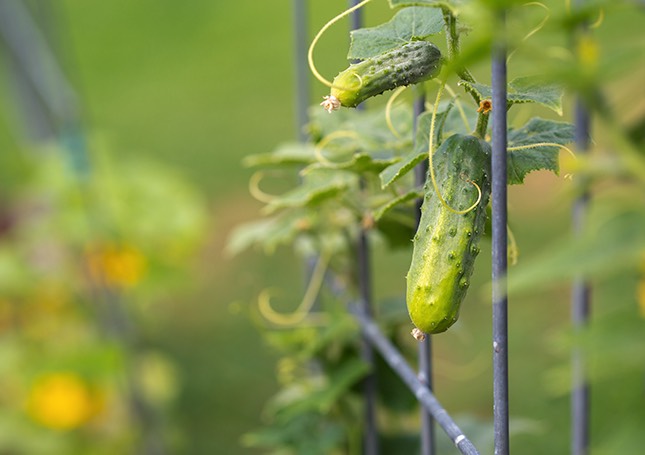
[
  {"xmin": 265, "ymin": 170, "xmax": 355, "ymax": 214},
  {"xmin": 269, "ymin": 359, "xmax": 369, "ymax": 419},
  {"xmin": 380, "ymin": 102, "xmax": 453, "ymax": 188},
  {"xmin": 460, "ymin": 76, "xmax": 564, "ymax": 114},
  {"xmin": 389, "ymin": 0, "xmax": 463, "ymax": 15},
  {"xmin": 374, "ymin": 207, "xmax": 417, "ymax": 248},
  {"xmin": 507, "ymin": 118, "xmax": 575, "ymax": 184},
  {"xmin": 300, "ymin": 315, "xmax": 359, "ymax": 359},
  {"xmin": 244, "ymin": 143, "xmax": 317, "ymax": 168},
  {"xmin": 349, "ymin": 7, "xmax": 444, "ymax": 60},
  {"xmin": 441, "ymin": 99, "xmax": 479, "ymax": 137},
  {"xmin": 507, "ymin": 209, "xmax": 645, "ymax": 294},
  {"xmin": 227, "ymin": 211, "xmax": 312, "ymax": 256},
  {"xmin": 308, "ymin": 103, "xmax": 413, "ymax": 154},
  {"xmin": 243, "ymin": 412, "xmax": 345, "ymax": 454},
  {"xmin": 302, "ymin": 152, "xmax": 399, "ymax": 174},
  {"xmin": 373, "ymin": 189, "xmax": 421, "ymax": 221}
]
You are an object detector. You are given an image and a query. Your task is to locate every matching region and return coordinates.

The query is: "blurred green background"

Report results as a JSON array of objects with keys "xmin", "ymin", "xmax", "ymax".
[{"xmin": 0, "ymin": 0, "xmax": 643, "ymax": 454}]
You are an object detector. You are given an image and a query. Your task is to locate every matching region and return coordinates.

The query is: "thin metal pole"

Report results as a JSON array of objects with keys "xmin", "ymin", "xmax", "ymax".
[
  {"xmin": 348, "ymin": 1, "xmax": 378, "ymax": 453},
  {"xmin": 414, "ymin": 92, "xmax": 436, "ymax": 455},
  {"xmin": 571, "ymin": 1, "xmax": 592, "ymax": 451},
  {"xmin": 0, "ymin": 0, "xmax": 78, "ymax": 125},
  {"xmin": 293, "ymin": 0, "xmax": 310, "ymax": 142},
  {"xmin": 491, "ymin": 13, "xmax": 510, "ymax": 455},
  {"xmin": 351, "ymin": 305, "xmax": 480, "ymax": 455}
]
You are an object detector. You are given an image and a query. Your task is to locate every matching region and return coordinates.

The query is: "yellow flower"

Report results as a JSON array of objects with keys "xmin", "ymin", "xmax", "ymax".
[
  {"xmin": 87, "ymin": 244, "xmax": 146, "ymax": 288},
  {"xmin": 638, "ymin": 280, "xmax": 645, "ymax": 319},
  {"xmin": 28, "ymin": 373, "xmax": 95, "ymax": 430}
]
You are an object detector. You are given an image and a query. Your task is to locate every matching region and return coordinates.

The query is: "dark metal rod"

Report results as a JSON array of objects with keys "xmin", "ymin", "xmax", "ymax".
[
  {"xmin": 491, "ymin": 13, "xmax": 510, "ymax": 455},
  {"xmin": 414, "ymin": 91, "xmax": 435, "ymax": 455},
  {"xmin": 0, "ymin": 0, "xmax": 78, "ymax": 124},
  {"xmin": 351, "ymin": 305, "xmax": 480, "ymax": 455},
  {"xmin": 293, "ymin": 0, "xmax": 310, "ymax": 142},
  {"xmin": 571, "ymin": 3, "xmax": 592, "ymax": 450},
  {"xmin": 348, "ymin": 1, "xmax": 378, "ymax": 453}
]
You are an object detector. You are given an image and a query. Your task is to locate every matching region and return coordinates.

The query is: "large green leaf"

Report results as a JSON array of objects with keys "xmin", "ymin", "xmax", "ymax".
[
  {"xmin": 388, "ymin": 0, "xmax": 463, "ymax": 15},
  {"xmin": 373, "ymin": 189, "xmax": 421, "ymax": 221},
  {"xmin": 226, "ymin": 210, "xmax": 313, "ymax": 255},
  {"xmin": 302, "ymin": 152, "xmax": 400, "ymax": 174},
  {"xmin": 507, "ymin": 118, "xmax": 575, "ymax": 184},
  {"xmin": 460, "ymin": 76, "xmax": 564, "ymax": 115},
  {"xmin": 348, "ymin": 7, "xmax": 444, "ymax": 60},
  {"xmin": 379, "ymin": 102, "xmax": 454, "ymax": 188},
  {"xmin": 265, "ymin": 170, "xmax": 355, "ymax": 213}
]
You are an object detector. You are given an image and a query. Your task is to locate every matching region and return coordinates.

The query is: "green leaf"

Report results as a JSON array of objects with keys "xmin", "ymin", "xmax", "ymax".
[
  {"xmin": 506, "ymin": 209, "xmax": 645, "ymax": 295},
  {"xmin": 308, "ymin": 103, "xmax": 413, "ymax": 155},
  {"xmin": 460, "ymin": 76, "xmax": 564, "ymax": 114},
  {"xmin": 302, "ymin": 153, "xmax": 399, "ymax": 174},
  {"xmin": 265, "ymin": 170, "xmax": 355, "ymax": 213},
  {"xmin": 243, "ymin": 142, "xmax": 316, "ymax": 168},
  {"xmin": 507, "ymin": 118, "xmax": 575, "ymax": 184},
  {"xmin": 268, "ymin": 359, "xmax": 369, "ymax": 419},
  {"xmin": 379, "ymin": 102, "xmax": 453, "ymax": 188},
  {"xmin": 348, "ymin": 7, "xmax": 444, "ymax": 60},
  {"xmin": 226, "ymin": 211, "xmax": 313, "ymax": 255},
  {"xmin": 373, "ymin": 189, "xmax": 421, "ymax": 221},
  {"xmin": 388, "ymin": 0, "xmax": 463, "ymax": 15}
]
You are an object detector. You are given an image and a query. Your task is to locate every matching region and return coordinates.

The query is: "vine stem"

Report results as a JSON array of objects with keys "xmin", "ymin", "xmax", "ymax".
[{"xmin": 442, "ymin": 7, "xmax": 481, "ymax": 105}]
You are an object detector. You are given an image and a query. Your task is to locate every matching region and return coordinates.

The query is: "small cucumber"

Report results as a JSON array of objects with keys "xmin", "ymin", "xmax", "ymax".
[
  {"xmin": 406, "ymin": 134, "xmax": 491, "ymax": 335},
  {"xmin": 322, "ymin": 41, "xmax": 442, "ymax": 112}
]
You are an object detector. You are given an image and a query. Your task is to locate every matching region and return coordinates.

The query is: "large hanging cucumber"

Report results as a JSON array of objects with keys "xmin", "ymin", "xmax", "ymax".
[
  {"xmin": 321, "ymin": 41, "xmax": 442, "ymax": 112},
  {"xmin": 406, "ymin": 134, "xmax": 491, "ymax": 335}
]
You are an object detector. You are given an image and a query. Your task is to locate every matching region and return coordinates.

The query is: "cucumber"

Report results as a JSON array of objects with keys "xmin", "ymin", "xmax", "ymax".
[
  {"xmin": 322, "ymin": 41, "xmax": 442, "ymax": 112},
  {"xmin": 406, "ymin": 134, "xmax": 491, "ymax": 334}
]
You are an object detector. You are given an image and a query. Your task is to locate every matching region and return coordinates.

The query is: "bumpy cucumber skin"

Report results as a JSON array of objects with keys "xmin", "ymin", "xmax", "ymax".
[
  {"xmin": 406, "ymin": 134, "xmax": 491, "ymax": 334},
  {"xmin": 331, "ymin": 41, "xmax": 442, "ymax": 108}
]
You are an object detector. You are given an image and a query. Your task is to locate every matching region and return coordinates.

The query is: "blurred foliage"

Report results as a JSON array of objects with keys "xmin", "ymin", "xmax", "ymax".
[{"xmin": 0, "ymin": 141, "xmax": 207, "ymax": 453}]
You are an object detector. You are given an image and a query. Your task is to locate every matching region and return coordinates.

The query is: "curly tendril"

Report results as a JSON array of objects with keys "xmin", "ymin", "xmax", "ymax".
[
  {"xmin": 311, "ymin": 130, "xmax": 361, "ymax": 168},
  {"xmin": 507, "ymin": 2, "xmax": 550, "ymax": 63},
  {"xmin": 385, "ymin": 86, "xmax": 408, "ymax": 138},
  {"xmin": 248, "ymin": 171, "xmax": 279, "ymax": 204},
  {"xmin": 257, "ymin": 252, "xmax": 330, "ymax": 326},
  {"xmin": 308, "ymin": 0, "xmax": 375, "ymax": 88}
]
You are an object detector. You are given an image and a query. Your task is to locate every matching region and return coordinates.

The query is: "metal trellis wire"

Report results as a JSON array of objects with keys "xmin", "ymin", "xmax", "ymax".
[
  {"xmin": 571, "ymin": 1, "xmax": 592, "ymax": 453},
  {"xmin": 348, "ymin": 2, "xmax": 380, "ymax": 453},
  {"xmin": 491, "ymin": 12, "xmax": 510, "ymax": 455}
]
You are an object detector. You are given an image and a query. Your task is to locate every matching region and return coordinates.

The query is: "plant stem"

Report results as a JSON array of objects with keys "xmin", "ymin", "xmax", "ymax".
[
  {"xmin": 442, "ymin": 8, "xmax": 481, "ymax": 105},
  {"xmin": 474, "ymin": 112, "xmax": 490, "ymax": 139}
]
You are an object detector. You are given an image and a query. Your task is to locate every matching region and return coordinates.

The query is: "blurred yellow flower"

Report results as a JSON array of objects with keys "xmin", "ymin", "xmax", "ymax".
[
  {"xmin": 638, "ymin": 281, "xmax": 645, "ymax": 319},
  {"xmin": 577, "ymin": 35, "xmax": 599, "ymax": 71},
  {"xmin": 28, "ymin": 373, "xmax": 96, "ymax": 430},
  {"xmin": 87, "ymin": 244, "xmax": 146, "ymax": 288}
]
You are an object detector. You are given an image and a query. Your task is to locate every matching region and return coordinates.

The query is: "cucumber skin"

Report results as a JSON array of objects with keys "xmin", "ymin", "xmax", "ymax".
[
  {"xmin": 331, "ymin": 41, "xmax": 442, "ymax": 108},
  {"xmin": 406, "ymin": 134, "xmax": 491, "ymax": 334}
]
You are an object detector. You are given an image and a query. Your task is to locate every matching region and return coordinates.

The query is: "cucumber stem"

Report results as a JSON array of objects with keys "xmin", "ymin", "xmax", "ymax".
[
  {"xmin": 474, "ymin": 112, "xmax": 490, "ymax": 139},
  {"xmin": 442, "ymin": 8, "xmax": 481, "ymax": 105}
]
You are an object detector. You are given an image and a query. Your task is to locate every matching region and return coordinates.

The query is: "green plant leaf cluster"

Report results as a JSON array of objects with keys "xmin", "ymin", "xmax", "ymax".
[{"xmin": 348, "ymin": 7, "xmax": 444, "ymax": 60}]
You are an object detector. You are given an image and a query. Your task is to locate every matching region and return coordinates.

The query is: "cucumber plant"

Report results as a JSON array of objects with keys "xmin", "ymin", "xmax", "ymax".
[{"xmin": 230, "ymin": 1, "xmax": 585, "ymax": 452}]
